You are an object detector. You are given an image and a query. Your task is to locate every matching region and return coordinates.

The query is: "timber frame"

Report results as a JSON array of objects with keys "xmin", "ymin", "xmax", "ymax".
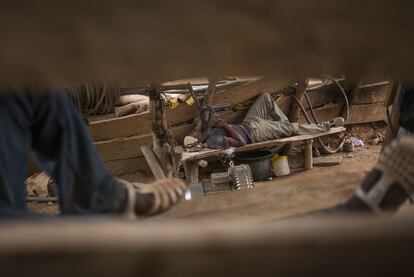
[
  {"xmin": 182, "ymin": 127, "xmax": 346, "ymax": 184},
  {"xmin": 142, "ymin": 84, "xmax": 182, "ymax": 180}
]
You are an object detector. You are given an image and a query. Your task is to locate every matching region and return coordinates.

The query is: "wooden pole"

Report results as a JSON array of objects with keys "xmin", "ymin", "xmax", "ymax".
[
  {"xmin": 194, "ymin": 78, "xmax": 217, "ymax": 132},
  {"xmin": 285, "ymin": 81, "xmax": 307, "ymax": 155},
  {"xmin": 382, "ymin": 82, "xmax": 401, "ymax": 151},
  {"xmin": 140, "ymin": 145, "xmax": 166, "ymax": 180},
  {"xmin": 149, "ymin": 83, "xmax": 174, "ymax": 178},
  {"xmin": 304, "ymin": 139, "xmax": 313, "ymax": 170}
]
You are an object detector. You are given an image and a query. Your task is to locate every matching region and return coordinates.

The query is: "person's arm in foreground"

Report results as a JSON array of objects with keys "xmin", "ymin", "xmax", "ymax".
[{"xmin": 214, "ymin": 118, "xmax": 246, "ymax": 147}]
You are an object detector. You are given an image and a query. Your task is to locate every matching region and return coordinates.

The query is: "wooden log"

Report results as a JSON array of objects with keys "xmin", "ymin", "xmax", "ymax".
[
  {"xmin": 114, "ymin": 103, "xmax": 137, "ymax": 117},
  {"xmin": 304, "ymin": 139, "xmax": 313, "ymax": 170}
]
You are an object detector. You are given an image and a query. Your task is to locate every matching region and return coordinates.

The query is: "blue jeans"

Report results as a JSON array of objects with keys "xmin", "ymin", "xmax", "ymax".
[{"xmin": 0, "ymin": 89, "xmax": 124, "ymax": 216}]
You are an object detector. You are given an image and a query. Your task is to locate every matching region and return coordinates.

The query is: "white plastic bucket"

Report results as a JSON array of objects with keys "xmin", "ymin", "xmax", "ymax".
[{"xmin": 272, "ymin": 155, "xmax": 290, "ymax": 177}]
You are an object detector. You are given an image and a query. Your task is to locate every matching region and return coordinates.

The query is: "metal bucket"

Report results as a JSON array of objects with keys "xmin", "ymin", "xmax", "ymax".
[{"xmin": 235, "ymin": 150, "xmax": 273, "ymax": 181}]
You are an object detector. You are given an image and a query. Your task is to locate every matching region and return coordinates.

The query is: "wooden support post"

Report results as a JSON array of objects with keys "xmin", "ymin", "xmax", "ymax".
[
  {"xmin": 304, "ymin": 139, "xmax": 313, "ymax": 170},
  {"xmin": 140, "ymin": 145, "xmax": 166, "ymax": 181},
  {"xmin": 149, "ymin": 83, "xmax": 176, "ymax": 178},
  {"xmin": 285, "ymin": 80, "xmax": 307, "ymax": 155},
  {"xmin": 382, "ymin": 82, "xmax": 401, "ymax": 151},
  {"xmin": 198, "ymin": 160, "xmax": 208, "ymax": 168},
  {"xmin": 289, "ymin": 81, "xmax": 307, "ymax": 122},
  {"xmin": 194, "ymin": 78, "xmax": 217, "ymax": 132},
  {"xmin": 183, "ymin": 161, "xmax": 199, "ymax": 185}
]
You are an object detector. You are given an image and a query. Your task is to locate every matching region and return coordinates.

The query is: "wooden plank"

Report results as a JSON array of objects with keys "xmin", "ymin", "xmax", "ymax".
[
  {"xmin": 299, "ymin": 103, "xmax": 345, "ymax": 124},
  {"xmin": 300, "ymin": 100, "xmax": 387, "ymax": 125},
  {"xmin": 186, "ymin": 127, "xmax": 345, "ymax": 161},
  {"xmin": 303, "ymin": 89, "xmax": 338, "ymax": 110},
  {"xmin": 313, "ymin": 156, "xmax": 343, "ymax": 166},
  {"xmin": 141, "ymin": 145, "xmax": 166, "ymax": 180},
  {"xmin": 347, "ymin": 103, "xmax": 387, "ymax": 124},
  {"xmin": 1, "ymin": 1, "xmax": 413, "ymax": 84},
  {"xmin": 3, "ymin": 212, "xmax": 414, "ymax": 276},
  {"xmin": 183, "ymin": 161, "xmax": 199, "ymax": 185},
  {"xmin": 89, "ymin": 79, "xmax": 287, "ymax": 141},
  {"xmin": 95, "ymin": 125, "xmax": 191, "ymax": 161},
  {"xmin": 304, "ymin": 139, "xmax": 313, "ymax": 170},
  {"xmin": 105, "ymin": 156, "xmax": 149, "ymax": 176},
  {"xmin": 95, "ymin": 109, "xmax": 247, "ymax": 162},
  {"xmin": 352, "ymin": 82, "xmax": 390, "ymax": 105}
]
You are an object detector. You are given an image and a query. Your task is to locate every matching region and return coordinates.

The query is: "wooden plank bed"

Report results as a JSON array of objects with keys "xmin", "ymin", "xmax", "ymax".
[{"xmin": 183, "ymin": 127, "xmax": 346, "ymax": 184}]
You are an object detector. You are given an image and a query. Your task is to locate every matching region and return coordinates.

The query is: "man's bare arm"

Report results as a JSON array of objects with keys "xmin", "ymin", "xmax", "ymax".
[
  {"xmin": 215, "ymin": 118, "xmax": 246, "ymax": 147},
  {"xmin": 225, "ymin": 137, "xmax": 246, "ymax": 147}
]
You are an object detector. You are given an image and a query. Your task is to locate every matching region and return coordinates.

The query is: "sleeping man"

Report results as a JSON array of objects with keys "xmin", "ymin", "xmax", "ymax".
[{"xmin": 197, "ymin": 93, "xmax": 345, "ymax": 150}]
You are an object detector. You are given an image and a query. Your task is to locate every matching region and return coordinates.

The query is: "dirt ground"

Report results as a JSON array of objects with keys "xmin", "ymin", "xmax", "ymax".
[
  {"xmin": 28, "ymin": 144, "xmax": 391, "ymax": 221},
  {"xmin": 156, "ymin": 145, "xmax": 383, "ymax": 223}
]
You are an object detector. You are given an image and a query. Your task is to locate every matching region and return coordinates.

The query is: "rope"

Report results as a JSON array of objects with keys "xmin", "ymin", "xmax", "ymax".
[{"xmin": 66, "ymin": 82, "xmax": 120, "ymax": 115}]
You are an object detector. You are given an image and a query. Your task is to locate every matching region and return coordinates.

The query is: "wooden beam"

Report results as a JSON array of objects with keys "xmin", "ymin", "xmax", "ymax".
[
  {"xmin": 1, "ymin": 1, "xmax": 414, "ymax": 83},
  {"xmin": 105, "ymin": 156, "xmax": 149, "ymax": 177},
  {"xmin": 351, "ymin": 82, "xmax": 390, "ymax": 105},
  {"xmin": 94, "ymin": 109, "xmax": 247, "ymax": 162},
  {"xmin": 185, "ymin": 127, "xmax": 345, "ymax": 162},
  {"xmin": 298, "ymin": 103, "xmax": 345, "ymax": 124},
  {"xmin": 304, "ymin": 139, "xmax": 313, "ymax": 170},
  {"xmin": 3, "ymin": 213, "xmax": 414, "ymax": 276},
  {"xmin": 89, "ymin": 78, "xmax": 287, "ymax": 141},
  {"xmin": 140, "ymin": 145, "xmax": 166, "ymax": 180},
  {"xmin": 183, "ymin": 161, "xmax": 199, "ymax": 185},
  {"xmin": 313, "ymin": 156, "xmax": 343, "ymax": 167},
  {"xmin": 347, "ymin": 102, "xmax": 387, "ymax": 124},
  {"xmin": 194, "ymin": 78, "xmax": 217, "ymax": 132}
]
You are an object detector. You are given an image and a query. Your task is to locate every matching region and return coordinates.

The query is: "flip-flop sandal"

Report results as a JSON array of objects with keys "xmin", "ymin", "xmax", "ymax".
[
  {"xmin": 329, "ymin": 117, "xmax": 345, "ymax": 128},
  {"xmin": 117, "ymin": 179, "xmax": 138, "ymax": 220},
  {"xmin": 133, "ymin": 179, "xmax": 187, "ymax": 215},
  {"xmin": 355, "ymin": 136, "xmax": 414, "ymax": 213}
]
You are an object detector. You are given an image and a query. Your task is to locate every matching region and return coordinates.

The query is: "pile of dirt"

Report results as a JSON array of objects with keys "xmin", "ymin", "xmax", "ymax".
[{"xmin": 346, "ymin": 122, "xmax": 387, "ymax": 145}]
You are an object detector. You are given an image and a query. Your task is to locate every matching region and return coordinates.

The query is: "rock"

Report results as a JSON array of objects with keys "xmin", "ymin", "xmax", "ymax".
[
  {"xmin": 371, "ymin": 138, "xmax": 381, "ymax": 145},
  {"xmin": 345, "ymin": 153, "xmax": 354, "ymax": 158}
]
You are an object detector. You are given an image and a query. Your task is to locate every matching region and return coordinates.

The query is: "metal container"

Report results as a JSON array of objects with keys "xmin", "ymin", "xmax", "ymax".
[
  {"xmin": 228, "ymin": 164, "xmax": 254, "ymax": 190},
  {"xmin": 235, "ymin": 150, "xmax": 273, "ymax": 181},
  {"xmin": 343, "ymin": 138, "xmax": 354, "ymax": 152}
]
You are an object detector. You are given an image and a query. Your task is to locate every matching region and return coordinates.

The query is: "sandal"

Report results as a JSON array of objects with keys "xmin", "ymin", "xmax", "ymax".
[
  {"xmin": 118, "ymin": 178, "xmax": 187, "ymax": 218},
  {"xmin": 133, "ymin": 179, "xmax": 187, "ymax": 215},
  {"xmin": 355, "ymin": 136, "xmax": 414, "ymax": 213}
]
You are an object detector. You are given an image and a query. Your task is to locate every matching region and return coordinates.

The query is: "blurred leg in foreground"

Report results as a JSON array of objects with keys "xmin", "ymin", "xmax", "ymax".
[
  {"xmin": 334, "ymin": 136, "xmax": 414, "ymax": 214},
  {"xmin": 0, "ymin": 89, "xmax": 186, "ymax": 217}
]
